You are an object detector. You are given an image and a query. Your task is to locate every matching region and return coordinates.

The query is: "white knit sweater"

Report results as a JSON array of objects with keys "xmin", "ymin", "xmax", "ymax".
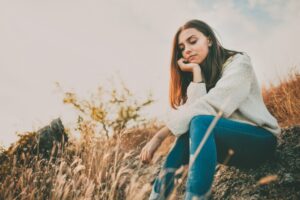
[{"xmin": 163, "ymin": 52, "xmax": 281, "ymax": 138}]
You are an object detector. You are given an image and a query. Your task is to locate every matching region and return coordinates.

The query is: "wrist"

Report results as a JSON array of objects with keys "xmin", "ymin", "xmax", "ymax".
[
  {"xmin": 192, "ymin": 65, "xmax": 201, "ymax": 73},
  {"xmin": 152, "ymin": 135, "xmax": 164, "ymax": 144},
  {"xmin": 192, "ymin": 66, "xmax": 203, "ymax": 82}
]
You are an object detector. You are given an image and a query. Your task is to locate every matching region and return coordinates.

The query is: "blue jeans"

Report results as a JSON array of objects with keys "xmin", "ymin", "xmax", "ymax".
[{"xmin": 149, "ymin": 115, "xmax": 277, "ymax": 199}]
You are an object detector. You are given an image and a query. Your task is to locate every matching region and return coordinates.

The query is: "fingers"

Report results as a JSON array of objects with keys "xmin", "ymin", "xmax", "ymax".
[
  {"xmin": 141, "ymin": 150, "xmax": 145, "ymax": 160},
  {"xmin": 140, "ymin": 149, "xmax": 151, "ymax": 164},
  {"xmin": 140, "ymin": 142, "xmax": 156, "ymax": 164},
  {"xmin": 177, "ymin": 58, "xmax": 182, "ymax": 64},
  {"xmin": 177, "ymin": 58, "xmax": 186, "ymax": 66},
  {"xmin": 139, "ymin": 148, "xmax": 144, "ymax": 161},
  {"xmin": 147, "ymin": 152, "xmax": 152, "ymax": 162},
  {"xmin": 177, "ymin": 58, "xmax": 194, "ymax": 72},
  {"xmin": 139, "ymin": 148, "xmax": 148, "ymax": 163},
  {"xmin": 144, "ymin": 150, "xmax": 149, "ymax": 162},
  {"xmin": 177, "ymin": 59, "xmax": 185, "ymax": 71}
]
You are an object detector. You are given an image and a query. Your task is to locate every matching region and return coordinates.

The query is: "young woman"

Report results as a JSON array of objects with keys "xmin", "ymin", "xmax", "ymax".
[{"xmin": 139, "ymin": 19, "xmax": 280, "ymax": 200}]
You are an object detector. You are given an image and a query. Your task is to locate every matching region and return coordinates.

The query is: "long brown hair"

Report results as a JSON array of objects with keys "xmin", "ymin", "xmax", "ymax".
[{"xmin": 169, "ymin": 19, "xmax": 242, "ymax": 109}]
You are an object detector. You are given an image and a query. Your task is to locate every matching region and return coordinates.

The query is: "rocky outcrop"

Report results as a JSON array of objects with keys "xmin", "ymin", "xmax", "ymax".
[
  {"xmin": 0, "ymin": 118, "xmax": 68, "ymax": 180},
  {"xmin": 210, "ymin": 126, "xmax": 300, "ymax": 199}
]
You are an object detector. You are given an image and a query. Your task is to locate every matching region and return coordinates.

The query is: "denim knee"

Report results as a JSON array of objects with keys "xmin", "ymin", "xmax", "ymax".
[
  {"xmin": 189, "ymin": 115, "xmax": 215, "ymax": 138},
  {"xmin": 190, "ymin": 115, "xmax": 215, "ymax": 129}
]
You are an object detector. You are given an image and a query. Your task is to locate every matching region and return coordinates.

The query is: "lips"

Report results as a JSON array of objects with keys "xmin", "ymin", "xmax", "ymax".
[{"xmin": 188, "ymin": 55, "xmax": 196, "ymax": 62}]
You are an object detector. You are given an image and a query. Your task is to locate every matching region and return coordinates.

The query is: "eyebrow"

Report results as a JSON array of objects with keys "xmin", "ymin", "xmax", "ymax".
[{"xmin": 178, "ymin": 35, "xmax": 197, "ymax": 46}]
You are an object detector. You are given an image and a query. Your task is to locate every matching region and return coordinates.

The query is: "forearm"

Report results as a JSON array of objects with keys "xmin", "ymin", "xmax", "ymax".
[
  {"xmin": 192, "ymin": 66, "xmax": 203, "ymax": 82},
  {"xmin": 152, "ymin": 126, "xmax": 172, "ymax": 143}
]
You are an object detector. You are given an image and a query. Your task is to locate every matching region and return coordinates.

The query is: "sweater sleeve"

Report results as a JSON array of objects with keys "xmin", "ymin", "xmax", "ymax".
[
  {"xmin": 185, "ymin": 82, "xmax": 207, "ymax": 106},
  {"xmin": 164, "ymin": 54, "xmax": 253, "ymax": 137}
]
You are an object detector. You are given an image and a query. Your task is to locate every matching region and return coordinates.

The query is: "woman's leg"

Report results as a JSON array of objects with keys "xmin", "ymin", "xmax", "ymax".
[
  {"xmin": 184, "ymin": 115, "xmax": 277, "ymax": 199},
  {"xmin": 212, "ymin": 117, "xmax": 277, "ymax": 168},
  {"xmin": 185, "ymin": 115, "xmax": 218, "ymax": 199},
  {"xmin": 149, "ymin": 132, "xmax": 190, "ymax": 200}
]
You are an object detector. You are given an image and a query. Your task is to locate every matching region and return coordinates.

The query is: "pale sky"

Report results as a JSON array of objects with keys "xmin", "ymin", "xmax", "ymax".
[{"xmin": 1, "ymin": 0, "xmax": 299, "ymax": 148}]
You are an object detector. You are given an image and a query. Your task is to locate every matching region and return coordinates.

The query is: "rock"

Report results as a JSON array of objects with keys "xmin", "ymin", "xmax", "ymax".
[
  {"xmin": 0, "ymin": 118, "xmax": 68, "ymax": 166},
  {"xmin": 210, "ymin": 126, "xmax": 300, "ymax": 200},
  {"xmin": 37, "ymin": 118, "xmax": 68, "ymax": 158},
  {"xmin": 0, "ymin": 118, "xmax": 68, "ymax": 181}
]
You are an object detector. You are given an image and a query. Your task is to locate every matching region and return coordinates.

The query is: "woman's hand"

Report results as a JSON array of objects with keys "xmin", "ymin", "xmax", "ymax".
[
  {"xmin": 139, "ymin": 136, "xmax": 163, "ymax": 164},
  {"xmin": 177, "ymin": 58, "xmax": 201, "ymax": 73}
]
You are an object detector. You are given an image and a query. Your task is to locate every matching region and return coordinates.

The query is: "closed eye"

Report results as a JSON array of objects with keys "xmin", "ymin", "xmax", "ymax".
[
  {"xmin": 190, "ymin": 39, "xmax": 197, "ymax": 44},
  {"xmin": 179, "ymin": 39, "xmax": 197, "ymax": 51}
]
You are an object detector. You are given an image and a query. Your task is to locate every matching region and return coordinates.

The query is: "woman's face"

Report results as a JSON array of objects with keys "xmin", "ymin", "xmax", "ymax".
[{"xmin": 178, "ymin": 28, "xmax": 211, "ymax": 64}]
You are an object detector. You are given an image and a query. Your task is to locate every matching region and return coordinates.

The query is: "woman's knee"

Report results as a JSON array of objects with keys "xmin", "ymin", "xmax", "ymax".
[{"xmin": 189, "ymin": 115, "xmax": 215, "ymax": 134}]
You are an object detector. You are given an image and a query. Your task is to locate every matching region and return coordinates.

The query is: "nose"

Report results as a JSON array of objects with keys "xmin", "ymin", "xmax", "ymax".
[{"xmin": 183, "ymin": 47, "xmax": 192, "ymax": 58}]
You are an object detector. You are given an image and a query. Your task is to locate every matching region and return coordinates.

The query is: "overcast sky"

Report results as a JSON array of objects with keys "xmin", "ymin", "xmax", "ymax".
[{"xmin": 1, "ymin": 0, "xmax": 299, "ymax": 148}]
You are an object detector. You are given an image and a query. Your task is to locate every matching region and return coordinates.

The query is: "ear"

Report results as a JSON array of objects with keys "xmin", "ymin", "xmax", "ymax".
[
  {"xmin": 208, "ymin": 38, "xmax": 212, "ymax": 46},
  {"xmin": 207, "ymin": 37, "xmax": 212, "ymax": 47}
]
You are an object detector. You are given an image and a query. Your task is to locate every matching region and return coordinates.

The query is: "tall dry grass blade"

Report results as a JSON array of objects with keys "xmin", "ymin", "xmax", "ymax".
[{"xmin": 222, "ymin": 149, "xmax": 235, "ymax": 165}]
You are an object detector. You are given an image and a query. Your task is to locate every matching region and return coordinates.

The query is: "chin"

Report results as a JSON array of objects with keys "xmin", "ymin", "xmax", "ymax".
[
  {"xmin": 190, "ymin": 59, "xmax": 201, "ymax": 64},
  {"xmin": 194, "ymin": 60, "xmax": 202, "ymax": 64}
]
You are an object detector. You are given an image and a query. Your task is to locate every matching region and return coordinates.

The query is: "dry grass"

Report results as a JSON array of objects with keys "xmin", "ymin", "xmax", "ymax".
[
  {"xmin": 0, "ymin": 119, "xmax": 167, "ymax": 200},
  {"xmin": 0, "ymin": 71, "xmax": 299, "ymax": 200},
  {"xmin": 262, "ymin": 71, "xmax": 300, "ymax": 127}
]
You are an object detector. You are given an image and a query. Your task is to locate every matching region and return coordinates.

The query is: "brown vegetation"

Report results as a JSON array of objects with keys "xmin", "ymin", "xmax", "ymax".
[
  {"xmin": 0, "ymin": 71, "xmax": 299, "ymax": 199},
  {"xmin": 262, "ymin": 70, "xmax": 300, "ymax": 127}
]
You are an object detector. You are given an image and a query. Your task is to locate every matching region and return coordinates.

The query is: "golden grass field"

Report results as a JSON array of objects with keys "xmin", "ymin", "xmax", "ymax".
[{"xmin": 0, "ymin": 71, "xmax": 299, "ymax": 200}]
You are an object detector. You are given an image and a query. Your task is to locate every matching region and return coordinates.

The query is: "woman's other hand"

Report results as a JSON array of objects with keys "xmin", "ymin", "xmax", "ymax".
[
  {"xmin": 177, "ymin": 58, "xmax": 201, "ymax": 73},
  {"xmin": 139, "ymin": 136, "xmax": 163, "ymax": 164}
]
